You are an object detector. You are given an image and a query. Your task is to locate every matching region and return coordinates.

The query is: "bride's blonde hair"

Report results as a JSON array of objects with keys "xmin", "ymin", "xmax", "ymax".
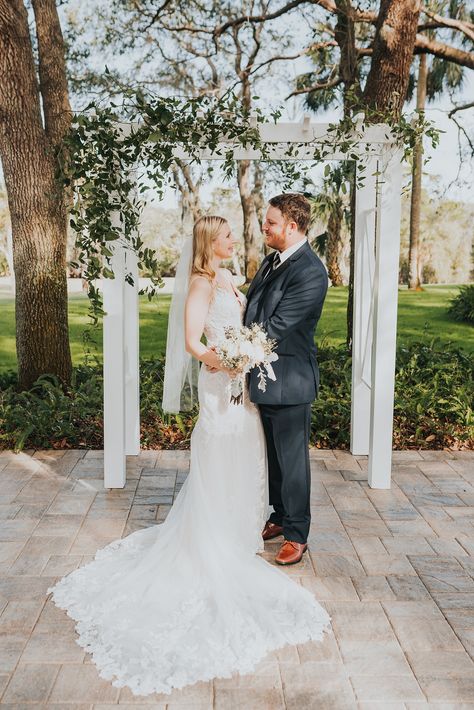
[{"xmin": 192, "ymin": 215, "xmax": 228, "ymax": 282}]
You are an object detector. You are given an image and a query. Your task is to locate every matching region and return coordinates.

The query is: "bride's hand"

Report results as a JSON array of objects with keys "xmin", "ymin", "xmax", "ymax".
[
  {"xmin": 204, "ymin": 348, "xmax": 240, "ymax": 377},
  {"xmin": 203, "ymin": 347, "xmax": 223, "ymax": 373}
]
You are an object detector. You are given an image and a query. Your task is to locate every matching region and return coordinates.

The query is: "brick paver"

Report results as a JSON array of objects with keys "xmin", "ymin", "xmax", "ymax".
[{"xmin": 0, "ymin": 447, "xmax": 473, "ymax": 708}]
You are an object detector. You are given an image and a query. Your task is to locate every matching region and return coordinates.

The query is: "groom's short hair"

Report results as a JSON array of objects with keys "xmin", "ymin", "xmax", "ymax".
[{"xmin": 269, "ymin": 193, "xmax": 311, "ymax": 234}]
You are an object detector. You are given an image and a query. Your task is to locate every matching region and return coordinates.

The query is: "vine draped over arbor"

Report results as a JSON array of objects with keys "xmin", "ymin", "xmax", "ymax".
[{"xmin": 60, "ymin": 90, "xmax": 439, "ymax": 328}]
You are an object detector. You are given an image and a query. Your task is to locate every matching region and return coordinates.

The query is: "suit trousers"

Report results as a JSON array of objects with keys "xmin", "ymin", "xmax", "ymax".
[{"xmin": 258, "ymin": 403, "xmax": 311, "ymax": 544}]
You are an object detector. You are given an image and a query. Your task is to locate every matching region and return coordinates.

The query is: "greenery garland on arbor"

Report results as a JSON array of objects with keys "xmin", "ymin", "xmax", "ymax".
[{"xmin": 59, "ymin": 90, "xmax": 440, "ymax": 327}]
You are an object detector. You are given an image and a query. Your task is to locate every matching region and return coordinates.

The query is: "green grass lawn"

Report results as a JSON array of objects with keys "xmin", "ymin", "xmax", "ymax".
[{"xmin": 0, "ymin": 284, "xmax": 471, "ymax": 371}]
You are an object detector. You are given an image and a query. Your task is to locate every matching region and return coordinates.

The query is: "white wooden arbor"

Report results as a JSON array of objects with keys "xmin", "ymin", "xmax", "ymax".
[{"xmin": 103, "ymin": 116, "xmax": 403, "ymax": 490}]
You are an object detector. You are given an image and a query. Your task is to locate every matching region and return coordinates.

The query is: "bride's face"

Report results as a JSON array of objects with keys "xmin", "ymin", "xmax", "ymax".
[
  {"xmin": 263, "ymin": 206, "xmax": 295, "ymax": 252},
  {"xmin": 212, "ymin": 223, "xmax": 236, "ymax": 259}
]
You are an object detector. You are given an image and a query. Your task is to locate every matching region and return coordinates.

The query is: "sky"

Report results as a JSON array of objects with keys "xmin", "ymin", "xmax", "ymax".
[
  {"xmin": 156, "ymin": 67, "xmax": 474, "ymax": 210},
  {"xmin": 291, "ymin": 56, "xmax": 473, "ymax": 204},
  {"xmin": 154, "ymin": 41, "xmax": 474, "ymax": 210},
  {"xmin": 2, "ymin": 2, "xmax": 473, "ymax": 209}
]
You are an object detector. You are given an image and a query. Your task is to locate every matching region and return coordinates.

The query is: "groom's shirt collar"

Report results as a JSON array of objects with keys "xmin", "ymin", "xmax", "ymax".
[{"xmin": 277, "ymin": 236, "xmax": 308, "ymax": 265}]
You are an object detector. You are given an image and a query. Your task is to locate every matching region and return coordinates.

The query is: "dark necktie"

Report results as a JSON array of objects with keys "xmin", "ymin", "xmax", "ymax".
[{"xmin": 262, "ymin": 252, "xmax": 281, "ymax": 280}]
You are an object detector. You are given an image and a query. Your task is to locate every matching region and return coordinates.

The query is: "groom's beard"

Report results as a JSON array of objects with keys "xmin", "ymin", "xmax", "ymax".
[{"xmin": 264, "ymin": 229, "xmax": 286, "ymax": 252}]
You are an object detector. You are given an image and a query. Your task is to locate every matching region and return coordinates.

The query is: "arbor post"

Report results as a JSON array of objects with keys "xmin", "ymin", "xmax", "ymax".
[
  {"xmin": 350, "ymin": 154, "xmax": 378, "ymax": 455},
  {"xmin": 103, "ymin": 222, "xmax": 127, "ymax": 489},
  {"xmin": 368, "ymin": 148, "xmax": 403, "ymax": 488},
  {"xmin": 124, "ymin": 248, "xmax": 140, "ymax": 456}
]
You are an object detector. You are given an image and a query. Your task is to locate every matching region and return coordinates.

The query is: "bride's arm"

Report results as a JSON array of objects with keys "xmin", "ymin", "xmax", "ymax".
[{"xmin": 185, "ymin": 277, "xmax": 223, "ymax": 370}]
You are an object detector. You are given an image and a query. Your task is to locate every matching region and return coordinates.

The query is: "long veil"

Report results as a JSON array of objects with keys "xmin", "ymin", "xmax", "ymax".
[{"xmin": 162, "ymin": 236, "xmax": 199, "ymax": 413}]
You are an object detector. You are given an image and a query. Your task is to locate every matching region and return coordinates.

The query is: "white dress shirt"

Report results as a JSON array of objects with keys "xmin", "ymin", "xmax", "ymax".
[{"xmin": 276, "ymin": 236, "xmax": 308, "ymax": 266}]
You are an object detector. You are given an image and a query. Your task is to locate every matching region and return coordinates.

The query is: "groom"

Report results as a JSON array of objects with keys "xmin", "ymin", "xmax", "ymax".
[{"xmin": 244, "ymin": 193, "xmax": 328, "ymax": 565}]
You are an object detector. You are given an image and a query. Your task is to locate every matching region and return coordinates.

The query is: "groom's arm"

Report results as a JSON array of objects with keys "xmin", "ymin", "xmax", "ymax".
[{"xmin": 259, "ymin": 264, "xmax": 328, "ymax": 344}]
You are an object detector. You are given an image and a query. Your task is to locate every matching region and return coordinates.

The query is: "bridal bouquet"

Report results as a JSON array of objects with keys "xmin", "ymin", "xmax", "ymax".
[{"xmin": 214, "ymin": 323, "xmax": 278, "ymax": 404}]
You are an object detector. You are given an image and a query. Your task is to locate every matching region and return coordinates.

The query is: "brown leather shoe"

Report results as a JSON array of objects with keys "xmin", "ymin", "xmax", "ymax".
[
  {"xmin": 262, "ymin": 521, "xmax": 284, "ymax": 541},
  {"xmin": 275, "ymin": 540, "xmax": 308, "ymax": 565}
]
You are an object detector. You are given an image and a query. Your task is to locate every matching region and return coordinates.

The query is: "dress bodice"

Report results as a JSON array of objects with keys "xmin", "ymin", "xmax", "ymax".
[{"xmin": 203, "ymin": 286, "xmax": 246, "ymax": 346}]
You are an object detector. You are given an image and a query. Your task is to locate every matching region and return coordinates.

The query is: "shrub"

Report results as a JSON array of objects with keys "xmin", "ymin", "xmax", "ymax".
[
  {"xmin": 139, "ymin": 358, "xmax": 198, "ymax": 449},
  {"xmin": 398, "ymin": 258, "xmax": 409, "ymax": 285},
  {"xmin": 421, "ymin": 264, "xmax": 437, "ymax": 284},
  {"xmin": 392, "ymin": 340, "xmax": 473, "ymax": 449},
  {"xmin": 0, "ymin": 366, "xmax": 104, "ymax": 450},
  {"xmin": 448, "ymin": 284, "xmax": 474, "ymax": 324},
  {"xmin": 0, "ymin": 342, "xmax": 472, "ymax": 451}
]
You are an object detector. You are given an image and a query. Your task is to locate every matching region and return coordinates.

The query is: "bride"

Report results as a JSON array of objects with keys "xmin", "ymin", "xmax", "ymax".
[{"xmin": 48, "ymin": 215, "xmax": 331, "ymax": 697}]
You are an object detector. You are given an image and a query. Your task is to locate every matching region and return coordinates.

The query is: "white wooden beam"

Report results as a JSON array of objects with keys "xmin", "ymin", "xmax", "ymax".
[
  {"xmin": 368, "ymin": 148, "xmax": 403, "ymax": 489},
  {"xmin": 351, "ymin": 156, "xmax": 378, "ymax": 455},
  {"xmin": 103, "ymin": 225, "xmax": 126, "ymax": 489},
  {"xmin": 172, "ymin": 143, "xmax": 382, "ymax": 163},
  {"xmin": 122, "ymin": 119, "xmax": 395, "ymax": 147},
  {"xmin": 124, "ymin": 248, "xmax": 140, "ymax": 456}
]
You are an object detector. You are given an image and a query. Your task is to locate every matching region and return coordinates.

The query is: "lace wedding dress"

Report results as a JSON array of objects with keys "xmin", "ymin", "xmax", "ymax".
[{"xmin": 48, "ymin": 286, "xmax": 331, "ymax": 696}]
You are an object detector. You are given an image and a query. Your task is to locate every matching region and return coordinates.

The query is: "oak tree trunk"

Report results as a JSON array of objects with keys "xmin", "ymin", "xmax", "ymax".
[
  {"xmin": 237, "ymin": 67, "xmax": 263, "ymax": 281},
  {"xmin": 335, "ymin": 0, "xmax": 363, "ymax": 113},
  {"xmin": 326, "ymin": 207, "xmax": 344, "ymax": 287},
  {"xmin": 346, "ymin": 0, "xmax": 421, "ymax": 350},
  {"xmin": 251, "ymin": 162, "xmax": 265, "ymax": 226},
  {"xmin": 0, "ymin": 0, "xmax": 72, "ymax": 389},
  {"xmin": 171, "ymin": 159, "xmax": 203, "ymax": 228},
  {"xmin": 237, "ymin": 160, "xmax": 262, "ymax": 282},
  {"xmin": 363, "ymin": 0, "xmax": 421, "ymax": 119},
  {"xmin": 408, "ymin": 52, "xmax": 427, "ymax": 290},
  {"xmin": 251, "ymin": 162, "xmax": 267, "ymax": 255},
  {"xmin": 333, "ymin": 2, "xmax": 363, "ymax": 349}
]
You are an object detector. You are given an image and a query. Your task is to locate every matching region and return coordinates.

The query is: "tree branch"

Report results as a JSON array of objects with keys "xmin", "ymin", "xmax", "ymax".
[
  {"xmin": 213, "ymin": 0, "xmax": 337, "ymax": 38},
  {"xmin": 142, "ymin": 0, "xmax": 176, "ymax": 31},
  {"xmin": 449, "ymin": 114, "xmax": 474, "ymax": 156},
  {"xmin": 448, "ymin": 100, "xmax": 474, "ymax": 117},
  {"xmin": 232, "ymin": 26, "xmax": 243, "ymax": 77},
  {"xmin": 142, "ymin": 1, "xmax": 474, "ymax": 76},
  {"xmin": 246, "ymin": 40, "xmax": 339, "ymax": 77},
  {"xmin": 422, "ymin": 9, "xmax": 474, "ymax": 42},
  {"xmin": 205, "ymin": 56, "xmax": 220, "ymax": 90},
  {"xmin": 245, "ymin": 23, "xmax": 263, "ymax": 74},
  {"xmin": 287, "ymin": 76, "xmax": 341, "ymax": 98},
  {"xmin": 31, "ymin": 0, "xmax": 72, "ymax": 146},
  {"xmin": 414, "ymin": 33, "xmax": 474, "ymax": 69}
]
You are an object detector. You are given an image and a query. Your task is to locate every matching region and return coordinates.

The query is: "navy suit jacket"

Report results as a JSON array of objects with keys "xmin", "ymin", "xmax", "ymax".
[{"xmin": 244, "ymin": 242, "xmax": 328, "ymax": 405}]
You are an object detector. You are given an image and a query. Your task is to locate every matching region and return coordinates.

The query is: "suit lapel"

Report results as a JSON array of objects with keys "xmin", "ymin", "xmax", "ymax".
[
  {"xmin": 246, "ymin": 253, "xmax": 273, "ymax": 303},
  {"xmin": 246, "ymin": 242, "xmax": 312, "ymax": 317},
  {"xmin": 256, "ymin": 242, "xmax": 312, "ymax": 294},
  {"xmin": 258, "ymin": 258, "xmax": 290, "ymax": 291}
]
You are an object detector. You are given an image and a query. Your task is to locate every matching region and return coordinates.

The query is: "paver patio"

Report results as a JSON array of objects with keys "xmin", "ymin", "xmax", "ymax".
[{"xmin": 0, "ymin": 447, "xmax": 473, "ymax": 709}]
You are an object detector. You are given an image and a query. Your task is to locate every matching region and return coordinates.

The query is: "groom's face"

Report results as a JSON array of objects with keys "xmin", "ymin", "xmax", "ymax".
[{"xmin": 262, "ymin": 206, "xmax": 296, "ymax": 252}]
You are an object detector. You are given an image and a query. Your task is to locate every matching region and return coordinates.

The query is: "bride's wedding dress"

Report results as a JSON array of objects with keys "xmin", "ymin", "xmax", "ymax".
[{"xmin": 48, "ymin": 286, "xmax": 331, "ymax": 696}]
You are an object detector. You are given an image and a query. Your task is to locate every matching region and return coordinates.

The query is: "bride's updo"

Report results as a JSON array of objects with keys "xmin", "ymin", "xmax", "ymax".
[{"xmin": 192, "ymin": 215, "xmax": 227, "ymax": 283}]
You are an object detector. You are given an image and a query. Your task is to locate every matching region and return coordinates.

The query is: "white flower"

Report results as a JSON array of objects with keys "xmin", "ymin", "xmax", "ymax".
[
  {"xmin": 239, "ymin": 341, "xmax": 255, "ymax": 358},
  {"xmin": 251, "ymin": 344, "xmax": 265, "ymax": 363},
  {"xmin": 225, "ymin": 342, "xmax": 240, "ymax": 359}
]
